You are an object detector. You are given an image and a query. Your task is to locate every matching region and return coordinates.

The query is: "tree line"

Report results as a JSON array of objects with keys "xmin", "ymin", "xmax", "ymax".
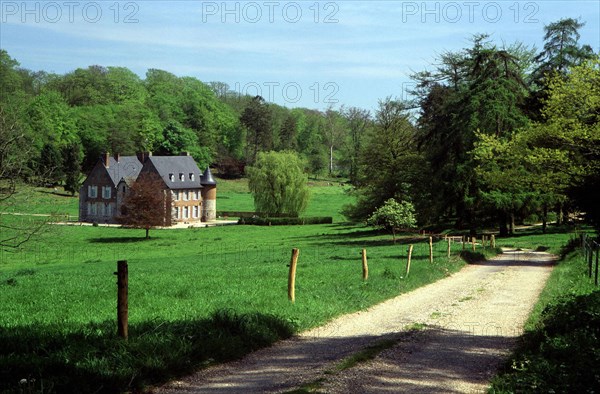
[{"xmin": 0, "ymin": 17, "xmax": 598, "ymax": 234}]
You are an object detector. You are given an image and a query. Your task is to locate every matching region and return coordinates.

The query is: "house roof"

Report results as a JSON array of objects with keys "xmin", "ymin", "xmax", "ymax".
[
  {"xmin": 200, "ymin": 167, "xmax": 217, "ymax": 186},
  {"xmin": 146, "ymin": 156, "xmax": 202, "ymax": 190},
  {"xmin": 106, "ymin": 156, "xmax": 143, "ymax": 186}
]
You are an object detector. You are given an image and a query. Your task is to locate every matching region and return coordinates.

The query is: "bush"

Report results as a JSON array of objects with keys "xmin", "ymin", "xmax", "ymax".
[
  {"xmin": 490, "ymin": 291, "xmax": 600, "ymax": 393},
  {"xmin": 239, "ymin": 217, "xmax": 333, "ymax": 226}
]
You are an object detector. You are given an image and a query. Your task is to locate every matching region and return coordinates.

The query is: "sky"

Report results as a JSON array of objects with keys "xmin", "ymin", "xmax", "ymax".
[{"xmin": 1, "ymin": 1, "xmax": 599, "ymax": 111}]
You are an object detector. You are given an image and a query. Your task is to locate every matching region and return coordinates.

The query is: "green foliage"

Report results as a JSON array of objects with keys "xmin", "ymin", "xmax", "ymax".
[
  {"xmin": 37, "ymin": 143, "xmax": 64, "ymax": 185},
  {"xmin": 240, "ymin": 216, "xmax": 333, "ymax": 225},
  {"xmin": 247, "ymin": 151, "xmax": 310, "ymax": 217},
  {"xmin": 367, "ymin": 198, "xmax": 416, "ymax": 240},
  {"xmin": 240, "ymin": 95, "xmax": 273, "ymax": 162},
  {"xmin": 345, "ymin": 98, "xmax": 423, "ymax": 222},
  {"xmin": 62, "ymin": 143, "xmax": 83, "ymax": 196}
]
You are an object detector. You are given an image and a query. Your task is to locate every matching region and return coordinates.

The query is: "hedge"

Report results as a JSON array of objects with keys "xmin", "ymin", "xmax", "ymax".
[{"xmin": 238, "ymin": 217, "xmax": 333, "ymax": 225}]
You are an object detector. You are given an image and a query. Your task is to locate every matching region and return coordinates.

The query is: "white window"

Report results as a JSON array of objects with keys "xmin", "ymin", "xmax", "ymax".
[
  {"xmin": 88, "ymin": 185, "xmax": 98, "ymax": 198},
  {"xmin": 102, "ymin": 186, "xmax": 111, "ymax": 199},
  {"xmin": 169, "ymin": 173, "xmax": 174, "ymax": 182},
  {"xmin": 193, "ymin": 190, "xmax": 199, "ymax": 200},
  {"xmin": 184, "ymin": 206, "xmax": 189, "ymax": 219},
  {"xmin": 90, "ymin": 202, "xmax": 97, "ymax": 215},
  {"xmin": 193, "ymin": 206, "xmax": 199, "ymax": 218},
  {"xmin": 106, "ymin": 204, "xmax": 112, "ymax": 216},
  {"xmin": 175, "ymin": 207, "xmax": 180, "ymax": 219},
  {"xmin": 174, "ymin": 190, "xmax": 179, "ymax": 201},
  {"xmin": 184, "ymin": 191, "xmax": 189, "ymax": 201},
  {"xmin": 189, "ymin": 173, "xmax": 195, "ymax": 181},
  {"xmin": 179, "ymin": 173, "xmax": 184, "ymax": 181}
]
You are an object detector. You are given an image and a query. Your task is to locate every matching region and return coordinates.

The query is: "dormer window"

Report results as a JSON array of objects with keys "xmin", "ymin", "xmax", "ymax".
[
  {"xmin": 179, "ymin": 173, "xmax": 184, "ymax": 181},
  {"xmin": 169, "ymin": 173, "xmax": 174, "ymax": 182},
  {"xmin": 189, "ymin": 173, "xmax": 194, "ymax": 181}
]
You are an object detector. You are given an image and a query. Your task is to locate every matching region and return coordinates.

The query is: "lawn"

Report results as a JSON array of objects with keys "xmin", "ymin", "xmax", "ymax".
[{"xmin": 0, "ymin": 180, "xmax": 467, "ymax": 393}]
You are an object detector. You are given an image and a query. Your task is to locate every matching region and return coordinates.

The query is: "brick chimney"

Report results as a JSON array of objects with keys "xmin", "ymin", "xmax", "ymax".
[
  {"xmin": 180, "ymin": 151, "xmax": 190, "ymax": 156},
  {"xmin": 103, "ymin": 152, "xmax": 110, "ymax": 168}
]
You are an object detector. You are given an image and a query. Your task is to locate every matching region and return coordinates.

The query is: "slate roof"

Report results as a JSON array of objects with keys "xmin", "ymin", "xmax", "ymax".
[
  {"xmin": 147, "ymin": 156, "xmax": 203, "ymax": 190},
  {"xmin": 106, "ymin": 156, "xmax": 143, "ymax": 186},
  {"xmin": 200, "ymin": 167, "xmax": 217, "ymax": 186}
]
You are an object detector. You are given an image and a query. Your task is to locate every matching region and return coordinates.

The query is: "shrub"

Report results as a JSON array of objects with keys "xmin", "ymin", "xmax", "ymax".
[{"xmin": 239, "ymin": 217, "xmax": 333, "ymax": 226}]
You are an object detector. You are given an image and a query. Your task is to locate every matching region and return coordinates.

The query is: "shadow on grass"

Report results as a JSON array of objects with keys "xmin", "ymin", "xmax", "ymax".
[
  {"xmin": 89, "ymin": 237, "xmax": 160, "ymax": 243},
  {"xmin": 37, "ymin": 190, "xmax": 75, "ymax": 198},
  {"xmin": 0, "ymin": 310, "xmax": 294, "ymax": 393},
  {"xmin": 499, "ymin": 224, "xmax": 579, "ymax": 238}
]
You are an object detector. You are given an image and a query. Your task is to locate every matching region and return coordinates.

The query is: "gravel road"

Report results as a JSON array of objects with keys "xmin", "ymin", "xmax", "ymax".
[{"xmin": 156, "ymin": 248, "xmax": 555, "ymax": 393}]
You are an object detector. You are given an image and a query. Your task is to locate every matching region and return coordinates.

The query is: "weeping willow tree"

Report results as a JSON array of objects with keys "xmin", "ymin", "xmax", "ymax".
[{"xmin": 247, "ymin": 151, "xmax": 309, "ymax": 217}]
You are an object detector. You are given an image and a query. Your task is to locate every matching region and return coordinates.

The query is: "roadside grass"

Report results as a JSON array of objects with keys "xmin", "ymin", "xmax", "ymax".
[
  {"xmin": 1, "ymin": 182, "xmax": 468, "ymax": 393},
  {"xmin": 489, "ymin": 227, "xmax": 599, "ymax": 393}
]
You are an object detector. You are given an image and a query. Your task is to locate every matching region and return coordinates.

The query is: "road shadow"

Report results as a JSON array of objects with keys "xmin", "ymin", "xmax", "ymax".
[
  {"xmin": 157, "ymin": 325, "xmax": 522, "ymax": 393},
  {"xmin": 468, "ymin": 250, "xmax": 558, "ymax": 268}
]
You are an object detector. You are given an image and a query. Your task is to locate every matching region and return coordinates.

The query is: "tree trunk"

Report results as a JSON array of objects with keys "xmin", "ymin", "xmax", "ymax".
[
  {"xmin": 329, "ymin": 144, "xmax": 334, "ymax": 176},
  {"xmin": 542, "ymin": 204, "xmax": 548, "ymax": 234},
  {"xmin": 499, "ymin": 212, "xmax": 508, "ymax": 236},
  {"xmin": 557, "ymin": 203, "xmax": 564, "ymax": 225},
  {"xmin": 509, "ymin": 211, "xmax": 515, "ymax": 235},
  {"xmin": 145, "ymin": 228, "xmax": 150, "ymax": 239},
  {"xmin": 392, "ymin": 228, "xmax": 396, "ymax": 244}
]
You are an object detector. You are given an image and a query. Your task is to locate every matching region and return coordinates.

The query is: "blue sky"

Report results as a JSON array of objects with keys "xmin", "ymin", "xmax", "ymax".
[{"xmin": 1, "ymin": 1, "xmax": 599, "ymax": 111}]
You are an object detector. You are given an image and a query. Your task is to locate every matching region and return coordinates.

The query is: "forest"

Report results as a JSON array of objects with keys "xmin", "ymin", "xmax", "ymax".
[{"xmin": 0, "ymin": 17, "xmax": 598, "ymax": 234}]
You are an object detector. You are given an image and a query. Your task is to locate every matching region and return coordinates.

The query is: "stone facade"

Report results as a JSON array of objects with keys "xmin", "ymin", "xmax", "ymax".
[{"xmin": 79, "ymin": 152, "xmax": 217, "ymax": 225}]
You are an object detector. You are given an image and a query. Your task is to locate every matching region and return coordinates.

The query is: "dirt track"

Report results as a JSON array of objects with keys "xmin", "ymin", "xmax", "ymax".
[{"xmin": 157, "ymin": 249, "xmax": 555, "ymax": 393}]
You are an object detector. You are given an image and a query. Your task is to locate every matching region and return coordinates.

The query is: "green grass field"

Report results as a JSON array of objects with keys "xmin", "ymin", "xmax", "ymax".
[
  {"xmin": 3, "ymin": 180, "xmax": 593, "ymax": 393},
  {"xmin": 1, "ymin": 180, "xmax": 469, "ymax": 393}
]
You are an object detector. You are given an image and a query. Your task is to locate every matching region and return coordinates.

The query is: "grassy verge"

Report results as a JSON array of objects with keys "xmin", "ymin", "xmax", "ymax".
[{"xmin": 489, "ymin": 229, "xmax": 599, "ymax": 393}]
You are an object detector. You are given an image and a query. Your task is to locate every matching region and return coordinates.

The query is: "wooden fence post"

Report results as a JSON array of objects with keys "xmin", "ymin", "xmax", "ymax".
[
  {"xmin": 428, "ymin": 237, "xmax": 433, "ymax": 263},
  {"xmin": 288, "ymin": 248, "xmax": 299, "ymax": 303},
  {"xmin": 491, "ymin": 234, "xmax": 496, "ymax": 248},
  {"xmin": 595, "ymin": 247, "xmax": 599, "ymax": 286},
  {"xmin": 361, "ymin": 249, "xmax": 368, "ymax": 280},
  {"xmin": 447, "ymin": 237, "xmax": 451, "ymax": 258},
  {"xmin": 406, "ymin": 245, "xmax": 414, "ymax": 277},
  {"xmin": 588, "ymin": 242, "xmax": 593, "ymax": 278},
  {"xmin": 462, "ymin": 236, "xmax": 466, "ymax": 250},
  {"xmin": 472, "ymin": 237, "xmax": 476, "ymax": 252},
  {"xmin": 115, "ymin": 260, "xmax": 128, "ymax": 340}
]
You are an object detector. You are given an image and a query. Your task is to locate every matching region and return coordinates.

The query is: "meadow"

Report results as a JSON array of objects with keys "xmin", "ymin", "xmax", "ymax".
[
  {"xmin": 0, "ymin": 181, "xmax": 470, "ymax": 392},
  {"xmin": 2, "ymin": 180, "xmax": 591, "ymax": 393}
]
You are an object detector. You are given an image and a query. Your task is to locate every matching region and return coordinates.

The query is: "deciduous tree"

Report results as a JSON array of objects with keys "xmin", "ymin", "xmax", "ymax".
[
  {"xmin": 117, "ymin": 173, "xmax": 168, "ymax": 239},
  {"xmin": 367, "ymin": 198, "xmax": 417, "ymax": 242},
  {"xmin": 247, "ymin": 151, "xmax": 309, "ymax": 217}
]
